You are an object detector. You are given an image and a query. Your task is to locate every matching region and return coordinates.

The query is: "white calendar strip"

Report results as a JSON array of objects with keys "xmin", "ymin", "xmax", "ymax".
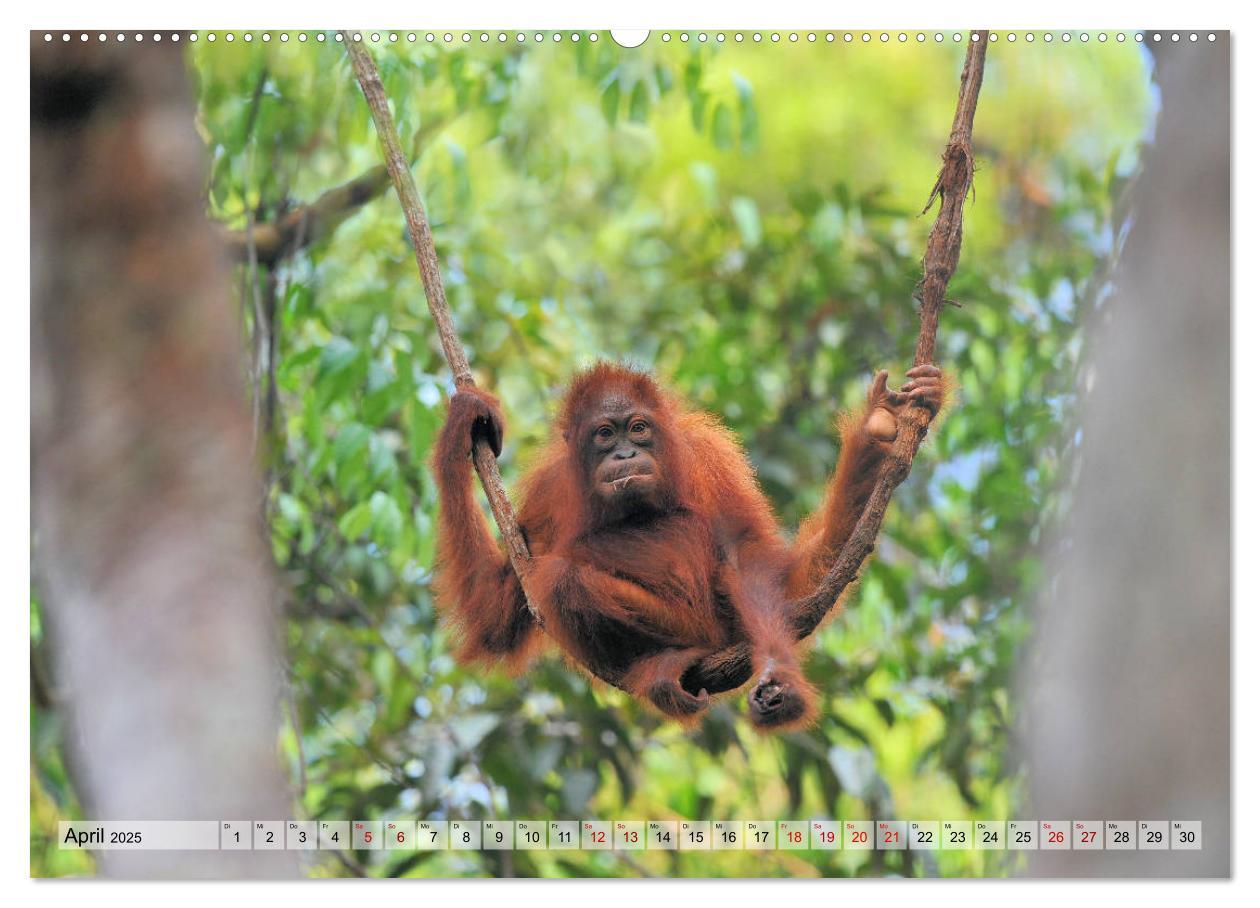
[{"xmin": 59, "ymin": 819, "xmax": 1203, "ymax": 851}]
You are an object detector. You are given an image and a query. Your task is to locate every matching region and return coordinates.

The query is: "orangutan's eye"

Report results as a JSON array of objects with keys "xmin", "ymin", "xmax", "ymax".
[
  {"xmin": 629, "ymin": 420, "xmax": 649, "ymax": 434},
  {"xmin": 595, "ymin": 426, "xmax": 614, "ymax": 441}
]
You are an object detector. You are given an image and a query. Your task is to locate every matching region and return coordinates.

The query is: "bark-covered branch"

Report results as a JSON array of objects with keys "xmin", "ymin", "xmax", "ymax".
[
  {"xmin": 220, "ymin": 112, "xmax": 449, "ymax": 266},
  {"xmin": 221, "ymin": 164, "xmax": 390, "ymax": 264},
  {"xmin": 344, "ymin": 36, "xmax": 540, "ymax": 621}
]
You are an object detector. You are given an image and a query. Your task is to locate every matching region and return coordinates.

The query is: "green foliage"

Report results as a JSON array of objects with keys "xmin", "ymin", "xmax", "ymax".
[{"xmin": 31, "ymin": 32, "xmax": 1154, "ymax": 878}]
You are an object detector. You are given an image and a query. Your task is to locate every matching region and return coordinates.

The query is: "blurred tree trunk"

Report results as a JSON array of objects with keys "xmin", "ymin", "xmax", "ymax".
[
  {"xmin": 31, "ymin": 36, "xmax": 296, "ymax": 878},
  {"xmin": 1021, "ymin": 37, "xmax": 1229, "ymax": 877}
]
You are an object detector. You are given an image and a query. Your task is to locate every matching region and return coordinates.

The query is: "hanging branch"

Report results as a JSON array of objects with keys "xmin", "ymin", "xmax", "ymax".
[
  {"xmin": 344, "ymin": 36, "xmax": 540, "ymax": 619},
  {"xmin": 788, "ymin": 32, "xmax": 989, "ymax": 636}
]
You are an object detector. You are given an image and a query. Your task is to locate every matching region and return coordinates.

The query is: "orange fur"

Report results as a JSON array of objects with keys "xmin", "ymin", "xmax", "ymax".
[{"xmin": 431, "ymin": 362, "xmax": 942, "ymax": 729}]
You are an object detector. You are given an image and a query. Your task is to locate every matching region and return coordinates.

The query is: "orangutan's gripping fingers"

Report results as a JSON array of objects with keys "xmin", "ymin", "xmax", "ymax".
[
  {"xmin": 444, "ymin": 388, "xmax": 505, "ymax": 458},
  {"xmin": 472, "ymin": 410, "xmax": 505, "ymax": 457},
  {"xmin": 899, "ymin": 380, "xmax": 943, "ymax": 415},
  {"xmin": 903, "ymin": 364, "xmax": 944, "ymax": 414}
]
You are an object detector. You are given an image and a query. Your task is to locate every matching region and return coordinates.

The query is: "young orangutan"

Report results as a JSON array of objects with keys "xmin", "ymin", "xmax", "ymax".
[{"xmin": 433, "ymin": 362, "xmax": 942, "ymax": 729}]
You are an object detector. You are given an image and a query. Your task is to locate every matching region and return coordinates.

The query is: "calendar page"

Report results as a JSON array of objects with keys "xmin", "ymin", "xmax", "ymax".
[{"xmin": 28, "ymin": 12, "xmax": 1231, "ymax": 886}]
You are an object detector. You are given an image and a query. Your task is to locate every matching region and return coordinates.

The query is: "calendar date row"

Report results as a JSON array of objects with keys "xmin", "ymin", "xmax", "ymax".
[{"xmin": 60, "ymin": 819, "xmax": 1202, "ymax": 851}]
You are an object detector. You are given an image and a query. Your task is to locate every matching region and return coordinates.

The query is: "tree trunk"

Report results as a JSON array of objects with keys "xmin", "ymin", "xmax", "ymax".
[
  {"xmin": 1021, "ymin": 36, "xmax": 1229, "ymax": 878},
  {"xmin": 31, "ymin": 35, "xmax": 296, "ymax": 879}
]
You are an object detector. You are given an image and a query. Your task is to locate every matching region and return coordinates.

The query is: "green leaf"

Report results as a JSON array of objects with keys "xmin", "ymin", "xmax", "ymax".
[
  {"xmin": 318, "ymin": 336, "xmax": 359, "ymax": 375},
  {"xmin": 601, "ymin": 77, "xmax": 621, "ymax": 125},
  {"xmin": 628, "ymin": 79, "xmax": 649, "ymax": 123},
  {"xmin": 970, "ymin": 340, "xmax": 997, "ymax": 382},
  {"xmin": 332, "ymin": 423, "xmax": 371, "ymax": 465},
  {"xmin": 338, "ymin": 501, "xmax": 373, "ymax": 540},
  {"xmin": 689, "ymin": 90, "xmax": 707, "ymax": 132},
  {"xmin": 654, "ymin": 62, "xmax": 674, "ymax": 94},
  {"xmin": 730, "ymin": 197, "xmax": 762, "ymax": 246},
  {"xmin": 712, "ymin": 103, "xmax": 733, "ymax": 150},
  {"xmin": 369, "ymin": 491, "xmax": 404, "ymax": 545}
]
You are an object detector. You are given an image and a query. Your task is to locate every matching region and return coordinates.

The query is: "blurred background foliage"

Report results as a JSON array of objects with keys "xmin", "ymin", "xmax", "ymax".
[{"xmin": 31, "ymin": 31, "xmax": 1154, "ymax": 877}]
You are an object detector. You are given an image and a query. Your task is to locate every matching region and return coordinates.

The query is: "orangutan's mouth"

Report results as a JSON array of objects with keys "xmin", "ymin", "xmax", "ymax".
[{"xmin": 606, "ymin": 472, "xmax": 651, "ymax": 492}]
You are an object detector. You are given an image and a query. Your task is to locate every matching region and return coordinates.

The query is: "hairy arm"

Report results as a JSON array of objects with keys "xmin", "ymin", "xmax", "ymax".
[
  {"xmin": 432, "ymin": 388, "xmax": 538, "ymax": 667},
  {"xmin": 786, "ymin": 365, "xmax": 943, "ymax": 601},
  {"xmin": 679, "ymin": 367, "xmax": 945, "ymax": 706}
]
